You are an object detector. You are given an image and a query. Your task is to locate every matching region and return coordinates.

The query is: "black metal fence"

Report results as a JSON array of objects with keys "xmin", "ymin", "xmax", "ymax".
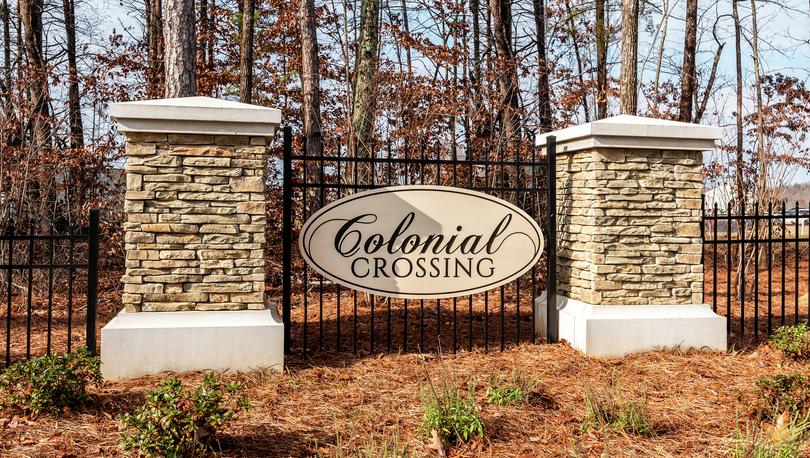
[
  {"xmin": 281, "ymin": 129, "xmax": 557, "ymax": 355},
  {"xmin": 0, "ymin": 209, "xmax": 100, "ymax": 367},
  {"xmin": 702, "ymin": 200, "xmax": 810, "ymax": 340}
]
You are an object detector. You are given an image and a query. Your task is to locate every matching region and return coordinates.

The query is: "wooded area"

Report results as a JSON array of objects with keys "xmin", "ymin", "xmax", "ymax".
[{"xmin": 0, "ymin": 0, "xmax": 809, "ymax": 230}]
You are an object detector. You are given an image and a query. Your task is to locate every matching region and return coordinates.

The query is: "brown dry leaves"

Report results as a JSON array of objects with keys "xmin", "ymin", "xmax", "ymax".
[{"xmin": 1, "ymin": 343, "xmax": 809, "ymax": 457}]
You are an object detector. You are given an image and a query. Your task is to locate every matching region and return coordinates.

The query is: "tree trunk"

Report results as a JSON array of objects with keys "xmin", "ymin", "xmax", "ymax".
[
  {"xmin": 533, "ymin": 0, "xmax": 551, "ymax": 131},
  {"xmin": 489, "ymin": 0, "xmax": 520, "ymax": 146},
  {"xmin": 400, "ymin": 0, "xmax": 412, "ymax": 75},
  {"xmin": 207, "ymin": 0, "xmax": 215, "ymax": 70},
  {"xmin": 299, "ymin": 0, "xmax": 322, "ymax": 208},
  {"xmin": 563, "ymin": 0, "xmax": 589, "ymax": 121},
  {"xmin": 618, "ymin": 0, "xmax": 638, "ymax": 115},
  {"xmin": 238, "ymin": 0, "xmax": 254, "ymax": 103},
  {"xmin": 19, "ymin": 0, "xmax": 51, "ymax": 147},
  {"xmin": 63, "ymin": 0, "xmax": 83, "ymax": 148},
  {"xmin": 470, "ymin": 0, "xmax": 483, "ymax": 137},
  {"xmin": 349, "ymin": 0, "xmax": 380, "ymax": 184},
  {"xmin": 163, "ymin": 0, "xmax": 196, "ymax": 98},
  {"xmin": 732, "ymin": 0, "xmax": 744, "ymax": 211},
  {"xmin": 750, "ymin": 0, "xmax": 766, "ymax": 197},
  {"xmin": 300, "ymin": 0, "xmax": 321, "ymax": 156},
  {"xmin": 595, "ymin": 0, "xmax": 607, "ymax": 119},
  {"xmin": 652, "ymin": 0, "xmax": 669, "ymax": 114},
  {"xmin": 2, "ymin": 0, "xmax": 11, "ymax": 114},
  {"xmin": 694, "ymin": 42, "xmax": 723, "ymax": 123},
  {"xmin": 677, "ymin": 0, "xmax": 697, "ymax": 122},
  {"xmin": 145, "ymin": 0, "xmax": 164, "ymax": 97},
  {"xmin": 199, "ymin": 0, "xmax": 208, "ymax": 67}
]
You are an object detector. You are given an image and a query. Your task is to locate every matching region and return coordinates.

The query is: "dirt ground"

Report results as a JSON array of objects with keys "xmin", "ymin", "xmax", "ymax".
[{"xmin": 1, "ymin": 342, "xmax": 809, "ymax": 457}]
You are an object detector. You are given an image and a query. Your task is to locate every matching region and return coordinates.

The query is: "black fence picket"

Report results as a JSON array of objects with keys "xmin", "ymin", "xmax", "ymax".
[
  {"xmin": 702, "ymin": 200, "xmax": 810, "ymax": 339},
  {"xmin": 0, "ymin": 209, "xmax": 100, "ymax": 367}
]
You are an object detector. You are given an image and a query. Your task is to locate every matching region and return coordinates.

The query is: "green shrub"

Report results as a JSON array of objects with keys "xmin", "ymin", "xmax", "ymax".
[
  {"xmin": 0, "ymin": 348, "xmax": 101, "ymax": 417},
  {"xmin": 119, "ymin": 372, "xmax": 250, "ymax": 457},
  {"xmin": 582, "ymin": 381, "xmax": 653, "ymax": 436},
  {"xmin": 419, "ymin": 362, "xmax": 484, "ymax": 447},
  {"xmin": 751, "ymin": 373, "xmax": 810, "ymax": 422},
  {"xmin": 485, "ymin": 370, "xmax": 535, "ymax": 406},
  {"xmin": 770, "ymin": 324, "xmax": 810, "ymax": 358},
  {"xmin": 731, "ymin": 415, "xmax": 810, "ymax": 458}
]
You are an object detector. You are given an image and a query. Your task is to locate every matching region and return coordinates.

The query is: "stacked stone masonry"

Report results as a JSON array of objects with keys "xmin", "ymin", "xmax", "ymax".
[
  {"xmin": 122, "ymin": 133, "xmax": 267, "ymax": 312},
  {"xmin": 556, "ymin": 148, "xmax": 703, "ymax": 305}
]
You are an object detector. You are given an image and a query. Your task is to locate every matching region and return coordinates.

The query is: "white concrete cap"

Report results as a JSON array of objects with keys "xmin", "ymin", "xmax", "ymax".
[
  {"xmin": 535, "ymin": 115, "xmax": 723, "ymax": 153},
  {"xmin": 109, "ymin": 96, "xmax": 282, "ymax": 137}
]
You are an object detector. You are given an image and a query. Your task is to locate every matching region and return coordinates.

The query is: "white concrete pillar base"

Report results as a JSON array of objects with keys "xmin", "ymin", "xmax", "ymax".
[
  {"xmin": 534, "ymin": 292, "xmax": 726, "ymax": 357},
  {"xmin": 100, "ymin": 307, "xmax": 283, "ymax": 380}
]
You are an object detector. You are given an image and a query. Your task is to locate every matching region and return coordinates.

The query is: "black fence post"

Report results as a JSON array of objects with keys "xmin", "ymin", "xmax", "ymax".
[
  {"xmin": 546, "ymin": 135, "xmax": 558, "ymax": 344},
  {"xmin": 86, "ymin": 209, "xmax": 100, "ymax": 355},
  {"xmin": 282, "ymin": 126, "xmax": 293, "ymax": 354}
]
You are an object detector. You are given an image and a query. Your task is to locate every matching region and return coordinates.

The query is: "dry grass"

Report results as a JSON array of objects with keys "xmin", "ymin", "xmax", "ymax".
[{"xmin": 2, "ymin": 343, "xmax": 810, "ymax": 457}]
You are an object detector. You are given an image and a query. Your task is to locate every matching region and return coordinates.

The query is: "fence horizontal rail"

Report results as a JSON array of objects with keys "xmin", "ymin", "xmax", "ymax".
[
  {"xmin": 286, "ymin": 183, "xmax": 541, "ymax": 192},
  {"xmin": 290, "ymin": 155, "xmax": 538, "ymax": 168}
]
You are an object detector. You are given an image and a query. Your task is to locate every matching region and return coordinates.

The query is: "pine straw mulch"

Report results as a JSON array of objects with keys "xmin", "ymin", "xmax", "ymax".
[{"xmin": 2, "ymin": 342, "xmax": 810, "ymax": 457}]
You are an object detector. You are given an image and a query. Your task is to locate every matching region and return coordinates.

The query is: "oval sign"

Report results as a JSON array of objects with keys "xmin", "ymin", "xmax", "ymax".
[{"xmin": 299, "ymin": 185, "xmax": 544, "ymax": 299}]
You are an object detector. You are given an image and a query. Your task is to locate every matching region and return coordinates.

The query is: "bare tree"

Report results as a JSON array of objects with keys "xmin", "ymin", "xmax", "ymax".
[
  {"xmin": 652, "ymin": 0, "xmax": 670, "ymax": 112},
  {"xmin": 750, "ymin": 0, "xmax": 766, "ymax": 197},
  {"xmin": 239, "ymin": 0, "xmax": 255, "ymax": 103},
  {"xmin": 595, "ymin": 0, "xmax": 607, "ymax": 119},
  {"xmin": 563, "ymin": 0, "xmax": 589, "ymax": 121},
  {"xmin": 732, "ymin": 0, "xmax": 744, "ymax": 210},
  {"xmin": 145, "ymin": 0, "xmax": 164, "ymax": 97},
  {"xmin": 349, "ymin": 0, "xmax": 380, "ymax": 178},
  {"xmin": 619, "ymin": 0, "xmax": 638, "ymax": 114},
  {"xmin": 63, "ymin": 0, "xmax": 83, "ymax": 147},
  {"xmin": 532, "ymin": 0, "xmax": 551, "ymax": 131},
  {"xmin": 300, "ymin": 0, "xmax": 323, "ymax": 209},
  {"xmin": 199, "ymin": 0, "xmax": 208, "ymax": 68},
  {"xmin": 470, "ymin": 0, "xmax": 483, "ymax": 136},
  {"xmin": 694, "ymin": 39, "xmax": 723, "ymax": 124},
  {"xmin": 20, "ymin": 0, "xmax": 51, "ymax": 146},
  {"xmin": 300, "ymin": 0, "xmax": 322, "ymax": 156},
  {"xmin": 490, "ymin": 0, "xmax": 521, "ymax": 145},
  {"xmin": 163, "ymin": 0, "xmax": 196, "ymax": 98},
  {"xmin": 678, "ymin": 0, "xmax": 697, "ymax": 121},
  {"xmin": 1, "ymin": 0, "xmax": 11, "ymax": 122}
]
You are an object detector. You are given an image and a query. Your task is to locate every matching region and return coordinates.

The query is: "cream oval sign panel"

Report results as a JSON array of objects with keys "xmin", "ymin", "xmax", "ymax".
[{"xmin": 299, "ymin": 186, "xmax": 544, "ymax": 299}]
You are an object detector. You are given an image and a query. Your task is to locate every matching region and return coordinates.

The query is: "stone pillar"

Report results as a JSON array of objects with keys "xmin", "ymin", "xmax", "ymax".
[
  {"xmin": 121, "ymin": 132, "xmax": 267, "ymax": 312},
  {"xmin": 536, "ymin": 115, "xmax": 727, "ymax": 357},
  {"xmin": 101, "ymin": 97, "xmax": 283, "ymax": 379}
]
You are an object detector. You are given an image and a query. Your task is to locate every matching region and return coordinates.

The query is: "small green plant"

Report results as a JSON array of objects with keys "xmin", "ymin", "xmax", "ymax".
[
  {"xmin": 770, "ymin": 324, "xmax": 810, "ymax": 358},
  {"xmin": 751, "ymin": 373, "xmax": 810, "ymax": 422},
  {"xmin": 731, "ymin": 414, "xmax": 810, "ymax": 458},
  {"xmin": 485, "ymin": 370, "xmax": 535, "ymax": 406},
  {"xmin": 0, "ymin": 348, "xmax": 101, "ymax": 417},
  {"xmin": 581, "ymin": 380, "xmax": 653, "ymax": 436},
  {"xmin": 418, "ymin": 354, "xmax": 484, "ymax": 447},
  {"xmin": 119, "ymin": 372, "xmax": 250, "ymax": 457}
]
